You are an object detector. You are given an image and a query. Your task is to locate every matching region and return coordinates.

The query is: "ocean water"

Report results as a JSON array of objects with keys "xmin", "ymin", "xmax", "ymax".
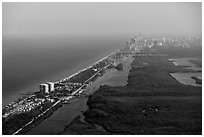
[
  {"xmin": 2, "ymin": 35, "xmax": 128, "ymax": 106},
  {"xmin": 170, "ymin": 72, "xmax": 201, "ymax": 86},
  {"xmin": 25, "ymin": 51, "xmax": 134, "ymax": 135}
]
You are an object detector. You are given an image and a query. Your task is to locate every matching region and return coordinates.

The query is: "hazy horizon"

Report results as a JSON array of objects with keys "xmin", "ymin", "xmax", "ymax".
[{"xmin": 3, "ymin": 2, "xmax": 202, "ymax": 39}]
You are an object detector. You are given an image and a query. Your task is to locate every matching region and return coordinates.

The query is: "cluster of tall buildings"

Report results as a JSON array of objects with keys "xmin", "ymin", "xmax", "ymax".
[
  {"xmin": 39, "ymin": 82, "xmax": 55, "ymax": 94},
  {"xmin": 127, "ymin": 33, "xmax": 202, "ymax": 51}
]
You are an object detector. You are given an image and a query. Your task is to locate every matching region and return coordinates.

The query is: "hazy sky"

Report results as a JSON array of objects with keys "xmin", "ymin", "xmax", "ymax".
[{"xmin": 3, "ymin": 2, "xmax": 202, "ymax": 38}]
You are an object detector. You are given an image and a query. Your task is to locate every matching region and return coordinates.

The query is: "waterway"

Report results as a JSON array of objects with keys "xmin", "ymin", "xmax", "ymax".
[
  {"xmin": 3, "ymin": 36, "xmax": 128, "ymax": 106},
  {"xmin": 169, "ymin": 58, "xmax": 202, "ymax": 71},
  {"xmin": 25, "ymin": 55, "xmax": 134, "ymax": 135},
  {"xmin": 169, "ymin": 58, "xmax": 202, "ymax": 86}
]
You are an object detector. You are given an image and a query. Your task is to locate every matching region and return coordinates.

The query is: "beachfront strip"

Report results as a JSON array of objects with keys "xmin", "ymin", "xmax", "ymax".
[
  {"xmin": 2, "ymin": 34, "xmax": 201, "ymax": 135},
  {"xmin": 2, "ymin": 43, "xmax": 136, "ymax": 135}
]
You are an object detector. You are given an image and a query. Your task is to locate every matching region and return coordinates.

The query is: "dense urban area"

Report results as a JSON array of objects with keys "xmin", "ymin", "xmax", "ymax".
[{"xmin": 2, "ymin": 34, "xmax": 202, "ymax": 135}]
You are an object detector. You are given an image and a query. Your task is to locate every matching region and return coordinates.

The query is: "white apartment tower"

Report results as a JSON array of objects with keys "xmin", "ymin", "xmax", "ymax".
[
  {"xmin": 39, "ymin": 84, "xmax": 49, "ymax": 94},
  {"xmin": 47, "ymin": 82, "xmax": 55, "ymax": 92}
]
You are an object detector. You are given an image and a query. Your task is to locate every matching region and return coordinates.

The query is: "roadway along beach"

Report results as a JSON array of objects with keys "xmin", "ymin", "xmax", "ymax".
[
  {"xmin": 3, "ymin": 48, "xmax": 126, "ymax": 135},
  {"xmin": 25, "ymin": 53, "xmax": 134, "ymax": 135}
]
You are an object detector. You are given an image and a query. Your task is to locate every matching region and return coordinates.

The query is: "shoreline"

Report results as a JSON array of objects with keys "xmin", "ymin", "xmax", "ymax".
[
  {"xmin": 57, "ymin": 49, "xmax": 120, "ymax": 84},
  {"xmin": 24, "ymin": 52, "xmax": 133, "ymax": 135},
  {"xmin": 3, "ymin": 48, "xmax": 125, "ymax": 135},
  {"xmin": 2, "ymin": 49, "xmax": 120, "ymax": 107}
]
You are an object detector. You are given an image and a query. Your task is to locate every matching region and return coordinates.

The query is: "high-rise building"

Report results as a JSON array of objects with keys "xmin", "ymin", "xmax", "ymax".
[
  {"xmin": 39, "ymin": 84, "xmax": 49, "ymax": 94},
  {"xmin": 47, "ymin": 82, "xmax": 55, "ymax": 92}
]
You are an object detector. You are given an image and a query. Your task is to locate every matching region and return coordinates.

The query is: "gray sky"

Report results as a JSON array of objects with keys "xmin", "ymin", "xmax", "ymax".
[{"xmin": 3, "ymin": 2, "xmax": 202, "ymax": 38}]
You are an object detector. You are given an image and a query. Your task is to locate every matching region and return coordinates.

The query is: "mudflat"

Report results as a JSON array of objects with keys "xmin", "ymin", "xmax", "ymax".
[{"xmin": 61, "ymin": 54, "xmax": 202, "ymax": 135}]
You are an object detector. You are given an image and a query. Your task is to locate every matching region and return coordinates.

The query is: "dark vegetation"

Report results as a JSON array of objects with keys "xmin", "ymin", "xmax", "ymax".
[
  {"xmin": 65, "ymin": 67, "xmax": 96, "ymax": 83},
  {"xmin": 63, "ymin": 59, "xmax": 109, "ymax": 84},
  {"xmin": 62, "ymin": 50, "xmax": 202, "ymax": 135},
  {"xmin": 115, "ymin": 63, "xmax": 123, "ymax": 70},
  {"xmin": 60, "ymin": 116, "xmax": 109, "ymax": 135}
]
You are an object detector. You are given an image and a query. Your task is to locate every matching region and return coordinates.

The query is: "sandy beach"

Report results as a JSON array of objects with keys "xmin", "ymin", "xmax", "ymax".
[{"xmin": 25, "ymin": 54, "xmax": 134, "ymax": 135}]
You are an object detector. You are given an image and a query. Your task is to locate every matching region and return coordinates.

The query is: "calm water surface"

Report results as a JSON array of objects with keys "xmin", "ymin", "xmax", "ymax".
[
  {"xmin": 170, "ymin": 58, "xmax": 202, "ymax": 86},
  {"xmin": 2, "ymin": 36, "xmax": 129, "ymax": 106},
  {"xmin": 169, "ymin": 58, "xmax": 202, "ymax": 71}
]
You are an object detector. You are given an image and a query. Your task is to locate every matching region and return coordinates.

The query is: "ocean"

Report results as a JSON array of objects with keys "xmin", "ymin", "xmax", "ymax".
[{"xmin": 2, "ymin": 35, "xmax": 129, "ymax": 106}]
